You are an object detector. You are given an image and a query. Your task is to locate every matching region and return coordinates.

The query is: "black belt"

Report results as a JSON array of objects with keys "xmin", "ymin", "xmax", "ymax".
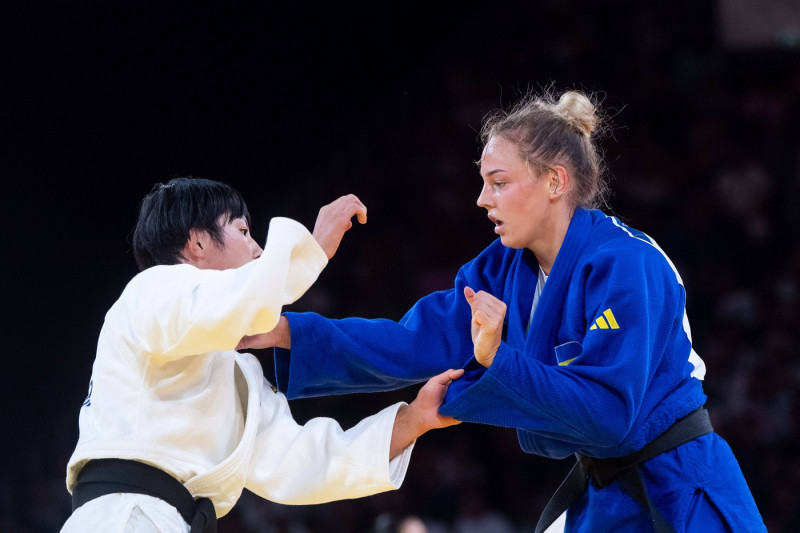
[
  {"xmin": 534, "ymin": 407, "xmax": 713, "ymax": 533},
  {"xmin": 72, "ymin": 459, "xmax": 217, "ymax": 533}
]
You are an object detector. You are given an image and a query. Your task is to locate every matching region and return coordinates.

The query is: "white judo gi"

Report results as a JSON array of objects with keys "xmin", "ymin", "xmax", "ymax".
[{"xmin": 62, "ymin": 217, "xmax": 413, "ymax": 531}]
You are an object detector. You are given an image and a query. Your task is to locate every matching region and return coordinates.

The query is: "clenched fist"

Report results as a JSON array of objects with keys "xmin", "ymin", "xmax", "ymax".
[{"xmin": 464, "ymin": 286, "xmax": 506, "ymax": 367}]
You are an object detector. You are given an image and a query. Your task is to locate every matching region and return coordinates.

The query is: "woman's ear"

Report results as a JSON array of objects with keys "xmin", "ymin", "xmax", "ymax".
[
  {"xmin": 182, "ymin": 228, "xmax": 210, "ymax": 264},
  {"xmin": 549, "ymin": 166, "xmax": 570, "ymax": 198}
]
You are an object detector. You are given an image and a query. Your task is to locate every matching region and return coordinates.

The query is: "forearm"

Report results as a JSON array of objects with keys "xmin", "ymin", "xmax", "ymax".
[
  {"xmin": 270, "ymin": 316, "xmax": 291, "ymax": 348},
  {"xmin": 389, "ymin": 404, "xmax": 425, "ymax": 460}
]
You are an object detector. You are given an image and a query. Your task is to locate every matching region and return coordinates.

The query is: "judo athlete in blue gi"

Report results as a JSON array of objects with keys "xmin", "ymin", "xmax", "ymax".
[{"xmin": 238, "ymin": 89, "xmax": 766, "ymax": 532}]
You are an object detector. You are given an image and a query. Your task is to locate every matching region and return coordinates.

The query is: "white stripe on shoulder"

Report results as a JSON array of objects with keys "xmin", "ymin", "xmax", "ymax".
[{"xmin": 607, "ymin": 215, "xmax": 706, "ymax": 380}]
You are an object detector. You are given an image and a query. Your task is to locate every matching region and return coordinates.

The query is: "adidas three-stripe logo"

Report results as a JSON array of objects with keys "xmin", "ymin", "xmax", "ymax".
[{"xmin": 590, "ymin": 309, "xmax": 620, "ymax": 330}]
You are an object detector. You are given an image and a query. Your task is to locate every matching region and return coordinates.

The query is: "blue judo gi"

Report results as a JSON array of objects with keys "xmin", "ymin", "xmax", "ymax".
[{"xmin": 274, "ymin": 208, "xmax": 766, "ymax": 532}]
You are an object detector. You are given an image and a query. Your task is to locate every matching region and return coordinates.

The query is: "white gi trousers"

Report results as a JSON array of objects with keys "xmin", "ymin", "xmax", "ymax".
[{"xmin": 62, "ymin": 493, "xmax": 189, "ymax": 533}]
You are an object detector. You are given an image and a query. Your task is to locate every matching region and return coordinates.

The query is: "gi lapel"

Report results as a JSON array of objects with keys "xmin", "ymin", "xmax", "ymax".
[{"xmin": 524, "ymin": 208, "xmax": 595, "ymax": 363}]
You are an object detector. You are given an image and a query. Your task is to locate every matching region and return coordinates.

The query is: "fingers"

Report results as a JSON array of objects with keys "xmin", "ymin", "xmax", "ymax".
[
  {"xmin": 463, "ymin": 286, "xmax": 476, "ymax": 309},
  {"xmin": 312, "ymin": 194, "xmax": 367, "ymax": 259},
  {"xmin": 332, "ymin": 194, "xmax": 367, "ymax": 224},
  {"xmin": 446, "ymin": 368, "xmax": 465, "ymax": 380},
  {"xmin": 342, "ymin": 194, "xmax": 366, "ymax": 217},
  {"xmin": 464, "ymin": 286, "xmax": 505, "ymax": 310},
  {"xmin": 439, "ymin": 415, "xmax": 462, "ymax": 427},
  {"xmin": 430, "ymin": 368, "xmax": 464, "ymax": 386},
  {"xmin": 473, "ymin": 309, "xmax": 489, "ymax": 328},
  {"xmin": 463, "ymin": 288, "xmax": 505, "ymax": 368},
  {"xmin": 464, "ymin": 287, "xmax": 506, "ymax": 324},
  {"xmin": 317, "ymin": 195, "xmax": 367, "ymax": 226},
  {"xmin": 353, "ymin": 199, "xmax": 367, "ymax": 224}
]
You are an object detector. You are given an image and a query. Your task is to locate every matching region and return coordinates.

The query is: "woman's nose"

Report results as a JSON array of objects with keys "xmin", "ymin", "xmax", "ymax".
[{"xmin": 477, "ymin": 184, "xmax": 491, "ymax": 208}]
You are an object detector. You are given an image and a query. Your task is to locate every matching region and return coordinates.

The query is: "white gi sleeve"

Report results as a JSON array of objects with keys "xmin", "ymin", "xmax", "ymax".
[
  {"xmin": 245, "ymin": 383, "xmax": 414, "ymax": 504},
  {"xmin": 122, "ymin": 217, "xmax": 327, "ymax": 359}
]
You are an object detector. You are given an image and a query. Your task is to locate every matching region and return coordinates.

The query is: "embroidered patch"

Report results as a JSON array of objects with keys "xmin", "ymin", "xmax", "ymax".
[
  {"xmin": 554, "ymin": 341, "xmax": 583, "ymax": 366},
  {"xmin": 590, "ymin": 309, "xmax": 620, "ymax": 330}
]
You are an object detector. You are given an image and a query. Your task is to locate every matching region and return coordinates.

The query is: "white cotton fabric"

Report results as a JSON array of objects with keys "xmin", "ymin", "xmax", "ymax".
[
  {"xmin": 62, "ymin": 493, "xmax": 188, "ymax": 533},
  {"xmin": 64, "ymin": 217, "xmax": 413, "ymax": 527}
]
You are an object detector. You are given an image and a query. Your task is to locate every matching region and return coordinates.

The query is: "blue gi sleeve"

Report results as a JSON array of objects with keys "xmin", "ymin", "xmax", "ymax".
[
  {"xmin": 440, "ymin": 241, "xmax": 699, "ymax": 458},
  {"xmin": 274, "ymin": 239, "xmax": 516, "ymax": 399},
  {"xmin": 274, "ymin": 289, "xmax": 471, "ymax": 398}
]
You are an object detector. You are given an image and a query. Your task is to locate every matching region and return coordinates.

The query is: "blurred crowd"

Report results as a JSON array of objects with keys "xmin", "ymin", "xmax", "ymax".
[{"xmin": 4, "ymin": 2, "xmax": 800, "ymax": 532}]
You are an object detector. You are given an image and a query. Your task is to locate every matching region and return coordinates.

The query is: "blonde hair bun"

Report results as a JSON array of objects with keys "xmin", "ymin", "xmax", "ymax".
[{"xmin": 555, "ymin": 91, "xmax": 597, "ymax": 136}]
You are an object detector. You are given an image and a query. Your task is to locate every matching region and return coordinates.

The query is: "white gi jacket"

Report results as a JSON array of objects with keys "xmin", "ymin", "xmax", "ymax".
[{"xmin": 65, "ymin": 217, "xmax": 413, "ymax": 520}]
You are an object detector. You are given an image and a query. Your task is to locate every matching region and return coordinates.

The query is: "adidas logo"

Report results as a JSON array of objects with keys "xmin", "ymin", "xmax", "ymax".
[{"xmin": 590, "ymin": 309, "xmax": 620, "ymax": 330}]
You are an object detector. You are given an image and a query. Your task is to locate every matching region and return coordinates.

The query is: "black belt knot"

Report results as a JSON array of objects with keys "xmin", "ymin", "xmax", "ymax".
[
  {"xmin": 71, "ymin": 458, "xmax": 217, "ymax": 533},
  {"xmin": 534, "ymin": 407, "xmax": 713, "ymax": 533}
]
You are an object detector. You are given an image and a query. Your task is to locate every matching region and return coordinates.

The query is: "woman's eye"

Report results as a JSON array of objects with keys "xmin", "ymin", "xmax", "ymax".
[
  {"xmin": 241, "ymin": 228, "xmax": 249, "ymax": 236},
  {"xmin": 494, "ymin": 182, "xmax": 506, "ymax": 189}
]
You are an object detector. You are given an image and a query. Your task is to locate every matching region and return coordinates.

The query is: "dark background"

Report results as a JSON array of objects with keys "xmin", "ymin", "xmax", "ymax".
[{"xmin": 3, "ymin": 1, "xmax": 800, "ymax": 531}]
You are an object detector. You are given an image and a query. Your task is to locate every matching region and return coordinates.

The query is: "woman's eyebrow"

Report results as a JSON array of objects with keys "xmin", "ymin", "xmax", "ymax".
[{"xmin": 484, "ymin": 168, "xmax": 506, "ymax": 177}]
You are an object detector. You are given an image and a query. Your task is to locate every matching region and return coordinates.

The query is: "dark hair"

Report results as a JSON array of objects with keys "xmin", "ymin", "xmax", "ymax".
[
  {"xmin": 480, "ymin": 88, "xmax": 609, "ymax": 209},
  {"xmin": 132, "ymin": 177, "xmax": 251, "ymax": 270}
]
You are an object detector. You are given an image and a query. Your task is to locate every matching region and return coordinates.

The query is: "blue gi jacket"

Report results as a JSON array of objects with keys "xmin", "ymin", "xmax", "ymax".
[{"xmin": 274, "ymin": 208, "xmax": 765, "ymax": 532}]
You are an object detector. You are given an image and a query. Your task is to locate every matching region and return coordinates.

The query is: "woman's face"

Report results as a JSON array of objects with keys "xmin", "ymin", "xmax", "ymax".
[
  {"xmin": 477, "ymin": 135, "xmax": 554, "ymax": 251},
  {"xmin": 201, "ymin": 216, "xmax": 263, "ymax": 270}
]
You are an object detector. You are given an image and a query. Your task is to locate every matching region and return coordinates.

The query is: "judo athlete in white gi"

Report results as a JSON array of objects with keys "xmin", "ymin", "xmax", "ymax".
[{"xmin": 61, "ymin": 177, "xmax": 463, "ymax": 533}]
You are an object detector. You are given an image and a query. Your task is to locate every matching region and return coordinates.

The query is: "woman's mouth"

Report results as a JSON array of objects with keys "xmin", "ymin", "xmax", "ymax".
[{"xmin": 488, "ymin": 214, "xmax": 504, "ymax": 233}]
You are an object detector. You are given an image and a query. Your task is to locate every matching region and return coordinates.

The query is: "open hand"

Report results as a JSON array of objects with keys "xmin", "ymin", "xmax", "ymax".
[{"xmin": 407, "ymin": 368, "xmax": 464, "ymax": 432}]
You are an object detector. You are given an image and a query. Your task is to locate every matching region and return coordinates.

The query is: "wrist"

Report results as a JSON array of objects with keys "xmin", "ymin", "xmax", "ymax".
[
  {"xmin": 397, "ymin": 403, "xmax": 428, "ymax": 437},
  {"xmin": 477, "ymin": 347, "xmax": 498, "ymax": 368},
  {"xmin": 389, "ymin": 403, "xmax": 425, "ymax": 460},
  {"xmin": 275, "ymin": 316, "xmax": 292, "ymax": 349}
]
